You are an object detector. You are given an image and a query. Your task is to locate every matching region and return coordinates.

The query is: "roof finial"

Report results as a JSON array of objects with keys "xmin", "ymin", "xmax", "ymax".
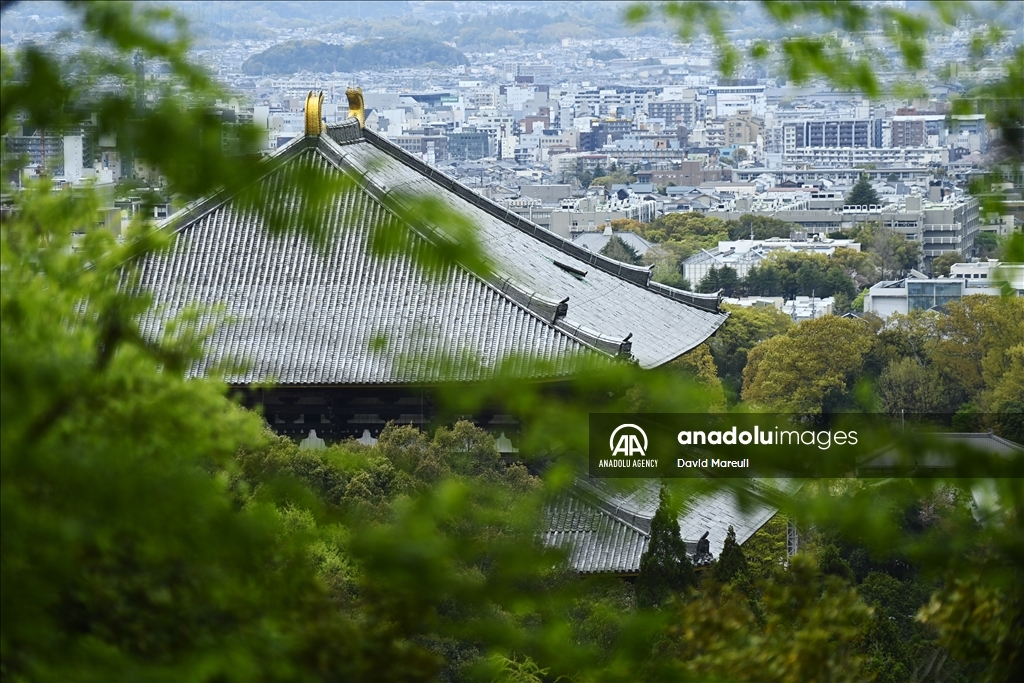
[
  {"xmin": 304, "ymin": 90, "xmax": 323, "ymax": 136},
  {"xmin": 346, "ymin": 86, "xmax": 365, "ymax": 128}
]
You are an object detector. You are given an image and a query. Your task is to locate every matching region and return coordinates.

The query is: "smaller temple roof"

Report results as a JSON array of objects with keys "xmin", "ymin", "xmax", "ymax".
[{"xmin": 544, "ymin": 478, "xmax": 793, "ymax": 574}]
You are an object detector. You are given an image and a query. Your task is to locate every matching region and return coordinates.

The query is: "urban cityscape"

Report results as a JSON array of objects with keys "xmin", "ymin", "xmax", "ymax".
[{"xmin": 2, "ymin": 2, "xmax": 1022, "ymax": 681}]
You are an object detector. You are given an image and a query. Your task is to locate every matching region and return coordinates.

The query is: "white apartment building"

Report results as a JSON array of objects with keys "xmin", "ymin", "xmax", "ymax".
[
  {"xmin": 563, "ymin": 88, "xmax": 648, "ymax": 119},
  {"xmin": 706, "ymin": 84, "xmax": 766, "ymax": 118},
  {"xmin": 682, "ymin": 237, "xmax": 861, "ymax": 286},
  {"xmin": 950, "ymin": 260, "xmax": 1024, "ymax": 293},
  {"xmin": 780, "ymin": 146, "xmax": 948, "ymax": 168},
  {"xmin": 863, "ymin": 277, "xmax": 1005, "ymax": 318}
]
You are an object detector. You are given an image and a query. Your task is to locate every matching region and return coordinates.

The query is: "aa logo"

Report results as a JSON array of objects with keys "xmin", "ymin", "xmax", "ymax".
[{"xmin": 609, "ymin": 424, "xmax": 648, "ymax": 457}]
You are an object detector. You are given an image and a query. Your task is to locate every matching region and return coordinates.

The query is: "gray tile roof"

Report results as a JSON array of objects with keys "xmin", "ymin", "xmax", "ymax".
[
  {"xmin": 543, "ymin": 494, "xmax": 649, "ymax": 574},
  {"xmin": 572, "ymin": 231, "xmax": 657, "ymax": 257},
  {"xmin": 138, "ymin": 149, "xmax": 596, "ymax": 385},
  {"xmin": 351, "ymin": 124, "xmax": 728, "ymax": 369},
  {"xmin": 137, "ymin": 120, "xmax": 726, "ymax": 384},
  {"xmin": 543, "ymin": 485, "xmax": 731, "ymax": 574},
  {"xmin": 573, "ymin": 477, "xmax": 793, "ymax": 559}
]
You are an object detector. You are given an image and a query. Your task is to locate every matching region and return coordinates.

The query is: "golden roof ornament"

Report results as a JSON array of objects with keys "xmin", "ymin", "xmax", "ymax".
[
  {"xmin": 304, "ymin": 90, "xmax": 323, "ymax": 136},
  {"xmin": 346, "ymin": 86, "xmax": 365, "ymax": 128}
]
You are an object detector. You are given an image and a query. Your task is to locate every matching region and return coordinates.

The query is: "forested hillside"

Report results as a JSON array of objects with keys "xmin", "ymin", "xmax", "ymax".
[{"xmin": 242, "ymin": 37, "xmax": 468, "ymax": 75}]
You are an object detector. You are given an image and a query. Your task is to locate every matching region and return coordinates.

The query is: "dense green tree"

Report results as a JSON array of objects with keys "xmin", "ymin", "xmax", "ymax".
[
  {"xmin": 242, "ymin": 37, "xmax": 468, "ymax": 75},
  {"xmin": 872, "ymin": 228, "xmax": 923, "ymax": 278},
  {"xmin": 641, "ymin": 243, "xmax": 691, "ymax": 289},
  {"xmin": 974, "ymin": 231, "xmax": 1000, "ymax": 259},
  {"xmin": 931, "ymin": 295, "xmax": 1024, "ymax": 412},
  {"xmin": 664, "ymin": 556, "xmax": 872, "ymax": 682},
  {"xmin": 850, "ymin": 224, "xmax": 923, "ymax": 278},
  {"xmin": 634, "ymin": 212, "xmax": 729, "ymax": 257},
  {"xmin": 636, "ymin": 487, "xmax": 696, "ymax": 607},
  {"xmin": 711, "ymin": 526, "xmax": 750, "ymax": 585},
  {"xmin": 666, "ymin": 343, "xmax": 726, "ymax": 410},
  {"xmin": 817, "ymin": 545, "xmax": 856, "ymax": 582},
  {"xmin": 0, "ymin": 189, "xmax": 417, "ymax": 681},
  {"xmin": 992, "ymin": 398, "xmax": 1024, "ymax": 444},
  {"xmin": 599, "ymin": 234, "xmax": 642, "ymax": 265},
  {"xmin": 739, "ymin": 515, "xmax": 789, "ymax": 584},
  {"xmin": 697, "ymin": 264, "xmax": 740, "ymax": 296},
  {"xmin": 845, "ymin": 175, "xmax": 880, "ymax": 207},
  {"xmin": 931, "ymin": 250, "xmax": 964, "ymax": 277},
  {"xmin": 725, "ymin": 214, "xmax": 793, "ymax": 241},
  {"xmin": 742, "ymin": 316, "xmax": 875, "ymax": 413},
  {"xmin": 708, "ymin": 303, "xmax": 794, "ymax": 398},
  {"xmin": 876, "ymin": 357, "xmax": 948, "ymax": 416},
  {"xmin": 742, "ymin": 251, "xmax": 856, "ymax": 299}
]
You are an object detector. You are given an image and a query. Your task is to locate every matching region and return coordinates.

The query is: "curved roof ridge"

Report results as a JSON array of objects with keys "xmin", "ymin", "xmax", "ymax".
[
  {"xmin": 156, "ymin": 135, "xmax": 318, "ymax": 235},
  {"xmin": 358, "ymin": 125, "xmax": 721, "ymax": 314}
]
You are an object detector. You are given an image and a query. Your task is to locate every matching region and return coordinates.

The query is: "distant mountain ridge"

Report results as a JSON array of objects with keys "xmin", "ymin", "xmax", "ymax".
[{"xmin": 242, "ymin": 37, "xmax": 468, "ymax": 75}]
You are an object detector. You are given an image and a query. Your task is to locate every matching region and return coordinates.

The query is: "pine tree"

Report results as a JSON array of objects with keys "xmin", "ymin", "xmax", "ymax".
[
  {"xmin": 697, "ymin": 265, "xmax": 739, "ymax": 296},
  {"xmin": 845, "ymin": 175, "xmax": 880, "ymax": 207},
  {"xmin": 600, "ymin": 234, "xmax": 642, "ymax": 265},
  {"xmin": 712, "ymin": 525, "xmax": 749, "ymax": 584},
  {"xmin": 636, "ymin": 486, "xmax": 697, "ymax": 607}
]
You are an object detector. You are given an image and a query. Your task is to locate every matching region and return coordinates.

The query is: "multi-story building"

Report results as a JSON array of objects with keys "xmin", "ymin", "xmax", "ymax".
[
  {"xmin": 648, "ymin": 98, "xmax": 705, "ymax": 130},
  {"xmin": 723, "ymin": 111, "xmax": 763, "ymax": 146},
  {"xmin": 708, "ymin": 194, "xmax": 979, "ymax": 267},
  {"xmin": 780, "ymin": 145, "xmax": 948, "ymax": 168},
  {"xmin": 781, "ymin": 118, "xmax": 880, "ymax": 151},
  {"xmin": 447, "ymin": 128, "xmax": 492, "ymax": 160},
  {"xmin": 391, "ymin": 135, "xmax": 449, "ymax": 161},
  {"xmin": 635, "ymin": 161, "xmax": 726, "ymax": 187},
  {"xmin": 4, "ymin": 127, "xmax": 68, "ymax": 176},
  {"xmin": 863, "ymin": 276, "xmax": 1005, "ymax": 318},
  {"xmin": 566, "ymin": 88, "xmax": 648, "ymax": 119},
  {"xmin": 706, "ymin": 82, "xmax": 766, "ymax": 118},
  {"xmin": 890, "ymin": 114, "xmax": 945, "ymax": 148}
]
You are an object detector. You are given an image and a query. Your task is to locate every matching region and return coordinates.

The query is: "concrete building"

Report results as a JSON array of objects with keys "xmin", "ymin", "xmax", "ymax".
[
  {"xmin": 447, "ymin": 129, "xmax": 492, "ymax": 160},
  {"xmin": 635, "ymin": 162, "xmax": 726, "ymax": 187},
  {"xmin": 723, "ymin": 111, "xmax": 763, "ymax": 147},
  {"xmin": 781, "ymin": 118, "xmax": 881, "ymax": 151},
  {"xmin": 682, "ymin": 236, "xmax": 860, "ymax": 286},
  {"xmin": 782, "ymin": 295, "xmax": 835, "ymax": 322},
  {"xmin": 863, "ymin": 276, "xmax": 1004, "ymax": 318},
  {"xmin": 781, "ymin": 145, "xmax": 948, "ymax": 169},
  {"xmin": 710, "ymin": 194, "xmax": 979, "ymax": 266},
  {"xmin": 707, "ymin": 82, "xmax": 766, "ymax": 118},
  {"xmin": 950, "ymin": 260, "xmax": 1024, "ymax": 294}
]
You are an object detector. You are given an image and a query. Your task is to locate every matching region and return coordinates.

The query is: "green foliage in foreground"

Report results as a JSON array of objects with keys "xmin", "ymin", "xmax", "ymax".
[
  {"xmin": 3, "ymin": 2, "xmax": 1023, "ymax": 682},
  {"xmin": 6, "ymin": 184, "xmax": 1021, "ymax": 681}
]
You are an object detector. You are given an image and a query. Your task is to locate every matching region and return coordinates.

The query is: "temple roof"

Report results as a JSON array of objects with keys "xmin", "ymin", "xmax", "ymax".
[
  {"xmin": 542, "ymin": 476, "xmax": 792, "ymax": 574},
  {"xmin": 137, "ymin": 118, "xmax": 727, "ymax": 385}
]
